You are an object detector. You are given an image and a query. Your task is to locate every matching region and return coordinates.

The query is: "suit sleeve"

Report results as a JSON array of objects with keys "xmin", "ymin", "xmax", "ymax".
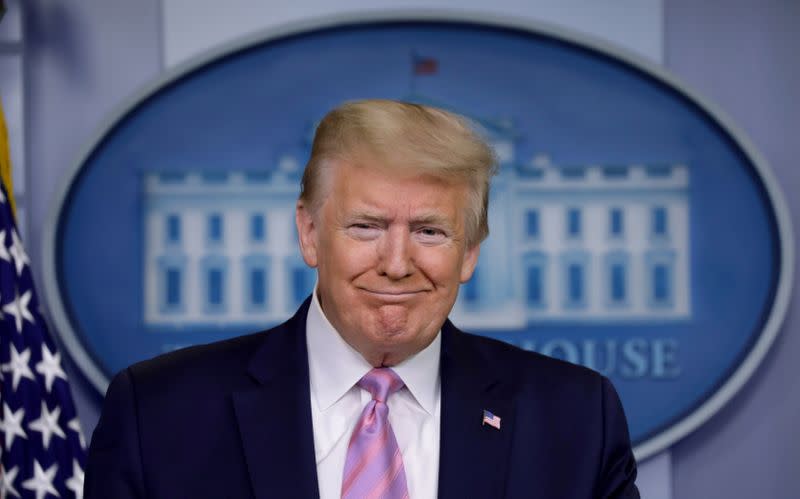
[
  {"xmin": 84, "ymin": 368, "xmax": 147, "ymax": 499},
  {"xmin": 596, "ymin": 376, "xmax": 640, "ymax": 499}
]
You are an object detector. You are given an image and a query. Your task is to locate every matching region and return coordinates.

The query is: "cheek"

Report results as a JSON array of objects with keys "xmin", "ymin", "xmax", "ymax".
[
  {"xmin": 325, "ymin": 238, "xmax": 377, "ymax": 276},
  {"xmin": 417, "ymin": 250, "xmax": 465, "ymax": 285}
]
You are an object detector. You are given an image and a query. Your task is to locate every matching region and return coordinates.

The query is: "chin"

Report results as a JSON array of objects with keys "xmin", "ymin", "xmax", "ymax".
[
  {"xmin": 369, "ymin": 328, "xmax": 415, "ymax": 348},
  {"xmin": 369, "ymin": 329, "xmax": 413, "ymax": 347}
]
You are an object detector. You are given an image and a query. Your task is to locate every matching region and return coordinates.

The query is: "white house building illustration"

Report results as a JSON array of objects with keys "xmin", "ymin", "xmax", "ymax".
[
  {"xmin": 142, "ymin": 106, "xmax": 690, "ymax": 329},
  {"xmin": 142, "ymin": 159, "xmax": 316, "ymax": 327}
]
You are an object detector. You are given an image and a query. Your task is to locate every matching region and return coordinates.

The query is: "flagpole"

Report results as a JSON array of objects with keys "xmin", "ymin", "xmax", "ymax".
[{"xmin": 409, "ymin": 50, "xmax": 416, "ymax": 96}]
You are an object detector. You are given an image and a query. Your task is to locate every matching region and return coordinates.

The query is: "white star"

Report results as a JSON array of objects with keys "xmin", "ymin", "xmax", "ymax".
[
  {"xmin": 2, "ymin": 289, "xmax": 35, "ymax": 333},
  {"xmin": 0, "ymin": 403, "xmax": 27, "ymax": 450},
  {"xmin": 0, "ymin": 230, "xmax": 10, "ymax": 262},
  {"xmin": 65, "ymin": 460, "xmax": 84, "ymax": 499},
  {"xmin": 1, "ymin": 465, "xmax": 21, "ymax": 498},
  {"xmin": 0, "ymin": 344, "xmax": 35, "ymax": 390},
  {"xmin": 21, "ymin": 460, "xmax": 59, "ymax": 499},
  {"xmin": 8, "ymin": 230, "xmax": 29, "ymax": 275},
  {"xmin": 0, "ymin": 187, "xmax": 6, "ymax": 203},
  {"xmin": 68, "ymin": 418, "xmax": 86, "ymax": 449},
  {"xmin": 35, "ymin": 344, "xmax": 67, "ymax": 393},
  {"xmin": 28, "ymin": 402, "xmax": 66, "ymax": 449}
]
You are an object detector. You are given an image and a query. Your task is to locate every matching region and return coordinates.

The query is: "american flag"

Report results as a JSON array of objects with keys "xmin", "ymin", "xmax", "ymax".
[
  {"xmin": 0, "ymin": 180, "xmax": 86, "ymax": 498},
  {"xmin": 412, "ymin": 54, "xmax": 438, "ymax": 75},
  {"xmin": 482, "ymin": 409, "xmax": 501, "ymax": 430}
]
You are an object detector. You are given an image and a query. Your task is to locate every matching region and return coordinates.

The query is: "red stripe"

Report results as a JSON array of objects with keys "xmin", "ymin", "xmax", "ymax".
[{"xmin": 366, "ymin": 447, "xmax": 405, "ymax": 499}]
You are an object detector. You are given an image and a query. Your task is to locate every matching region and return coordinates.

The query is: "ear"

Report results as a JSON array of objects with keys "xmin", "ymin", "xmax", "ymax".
[
  {"xmin": 295, "ymin": 200, "xmax": 319, "ymax": 268},
  {"xmin": 459, "ymin": 243, "xmax": 481, "ymax": 283}
]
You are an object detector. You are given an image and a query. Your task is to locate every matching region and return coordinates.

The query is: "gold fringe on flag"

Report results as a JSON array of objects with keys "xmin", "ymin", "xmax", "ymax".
[{"xmin": 0, "ymin": 97, "xmax": 17, "ymax": 218}]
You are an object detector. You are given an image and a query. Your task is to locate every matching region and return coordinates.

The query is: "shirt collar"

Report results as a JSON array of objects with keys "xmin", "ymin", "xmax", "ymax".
[
  {"xmin": 391, "ymin": 332, "xmax": 440, "ymax": 415},
  {"xmin": 306, "ymin": 287, "xmax": 440, "ymax": 415}
]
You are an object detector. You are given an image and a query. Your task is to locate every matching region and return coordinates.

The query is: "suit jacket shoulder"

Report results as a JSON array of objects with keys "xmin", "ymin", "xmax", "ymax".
[
  {"xmin": 85, "ymin": 303, "xmax": 315, "ymax": 499},
  {"xmin": 451, "ymin": 326, "xmax": 601, "ymax": 379},
  {"xmin": 127, "ymin": 330, "xmax": 267, "ymax": 395},
  {"xmin": 439, "ymin": 323, "xmax": 639, "ymax": 499}
]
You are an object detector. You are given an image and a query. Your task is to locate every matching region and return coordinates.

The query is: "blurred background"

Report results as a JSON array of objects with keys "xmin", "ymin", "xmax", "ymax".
[{"xmin": 1, "ymin": 1, "xmax": 798, "ymax": 497}]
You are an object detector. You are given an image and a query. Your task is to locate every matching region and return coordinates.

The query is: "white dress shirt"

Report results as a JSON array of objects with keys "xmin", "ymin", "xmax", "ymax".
[{"xmin": 306, "ymin": 289, "xmax": 441, "ymax": 499}]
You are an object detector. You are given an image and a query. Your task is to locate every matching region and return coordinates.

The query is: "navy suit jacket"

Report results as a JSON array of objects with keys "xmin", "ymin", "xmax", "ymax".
[{"xmin": 85, "ymin": 299, "xmax": 639, "ymax": 498}]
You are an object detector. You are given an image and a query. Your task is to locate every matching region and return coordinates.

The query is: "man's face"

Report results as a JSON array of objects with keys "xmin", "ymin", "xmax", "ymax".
[{"xmin": 296, "ymin": 158, "xmax": 480, "ymax": 366}]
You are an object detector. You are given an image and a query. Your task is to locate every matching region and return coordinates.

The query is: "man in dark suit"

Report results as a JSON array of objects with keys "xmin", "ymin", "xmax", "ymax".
[{"xmin": 85, "ymin": 100, "xmax": 639, "ymax": 498}]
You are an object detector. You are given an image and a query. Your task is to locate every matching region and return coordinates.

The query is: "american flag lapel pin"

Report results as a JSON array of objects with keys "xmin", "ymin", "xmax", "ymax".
[{"xmin": 482, "ymin": 409, "xmax": 501, "ymax": 430}]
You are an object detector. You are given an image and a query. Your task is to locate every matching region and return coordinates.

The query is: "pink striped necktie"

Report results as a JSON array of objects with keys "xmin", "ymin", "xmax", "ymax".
[{"xmin": 341, "ymin": 368, "xmax": 410, "ymax": 499}]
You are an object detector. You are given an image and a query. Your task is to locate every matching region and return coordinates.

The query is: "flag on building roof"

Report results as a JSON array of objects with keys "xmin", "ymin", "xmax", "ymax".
[
  {"xmin": 412, "ymin": 53, "xmax": 438, "ymax": 75},
  {"xmin": 0, "ymin": 111, "xmax": 86, "ymax": 497}
]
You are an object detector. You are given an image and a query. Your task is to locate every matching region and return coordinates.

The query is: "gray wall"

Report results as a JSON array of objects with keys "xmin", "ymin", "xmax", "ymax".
[
  {"xmin": 665, "ymin": 1, "xmax": 800, "ymax": 497},
  {"xmin": 23, "ymin": 1, "xmax": 799, "ymax": 497},
  {"xmin": 25, "ymin": 0, "xmax": 163, "ymax": 433}
]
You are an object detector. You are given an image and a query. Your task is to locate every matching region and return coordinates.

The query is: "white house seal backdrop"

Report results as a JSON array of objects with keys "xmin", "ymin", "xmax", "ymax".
[{"xmin": 42, "ymin": 14, "xmax": 793, "ymax": 462}]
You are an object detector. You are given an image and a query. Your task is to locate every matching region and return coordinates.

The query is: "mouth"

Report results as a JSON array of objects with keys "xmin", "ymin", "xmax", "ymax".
[{"xmin": 359, "ymin": 288, "xmax": 427, "ymax": 302}]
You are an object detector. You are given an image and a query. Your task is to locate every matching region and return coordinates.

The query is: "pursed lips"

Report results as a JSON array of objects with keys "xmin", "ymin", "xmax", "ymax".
[{"xmin": 358, "ymin": 287, "xmax": 429, "ymax": 301}]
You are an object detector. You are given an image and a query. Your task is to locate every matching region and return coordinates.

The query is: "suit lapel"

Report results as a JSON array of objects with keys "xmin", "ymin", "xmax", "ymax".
[
  {"xmin": 232, "ymin": 300, "xmax": 320, "ymax": 499},
  {"xmin": 437, "ymin": 321, "xmax": 517, "ymax": 499}
]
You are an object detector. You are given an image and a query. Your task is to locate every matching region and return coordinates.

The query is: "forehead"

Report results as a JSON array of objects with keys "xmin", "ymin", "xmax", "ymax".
[{"xmin": 326, "ymin": 160, "xmax": 469, "ymax": 218}]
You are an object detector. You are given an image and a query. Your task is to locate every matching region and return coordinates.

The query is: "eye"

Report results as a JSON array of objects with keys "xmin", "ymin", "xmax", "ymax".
[
  {"xmin": 346, "ymin": 223, "xmax": 382, "ymax": 240},
  {"xmin": 415, "ymin": 227, "xmax": 448, "ymax": 243}
]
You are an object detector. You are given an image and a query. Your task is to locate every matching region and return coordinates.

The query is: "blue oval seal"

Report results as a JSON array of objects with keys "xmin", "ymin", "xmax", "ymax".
[{"xmin": 42, "ymin": 13, "xmax": 793, "ymax": 459}]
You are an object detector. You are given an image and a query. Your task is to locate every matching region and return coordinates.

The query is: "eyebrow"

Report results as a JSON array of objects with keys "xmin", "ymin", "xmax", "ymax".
[
  {"xmin": 409, "ymin": 213, "xmax": 453, "ymax": 228},
  {"xmin": 346, "ymin": 210, "xmax": 454, "ymax": 229},
  {"xmin": 346, "ymin": 211, "xmax": 387, "ymax": 224}
]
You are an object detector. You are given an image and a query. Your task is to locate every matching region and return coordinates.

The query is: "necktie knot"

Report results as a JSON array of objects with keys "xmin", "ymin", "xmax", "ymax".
[
  {"xmin": 343, "ymin": 367, "xmax": 409, "ymax": 499},
  {"xmin": 357, "ymin": 368, "xmax": 404, "ymax": 403}
]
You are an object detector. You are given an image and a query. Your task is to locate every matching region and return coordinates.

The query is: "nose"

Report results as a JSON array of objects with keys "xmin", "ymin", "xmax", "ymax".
[{"xmin": 377, "ymin": 226, "xmax": 415, "ymax": 279}]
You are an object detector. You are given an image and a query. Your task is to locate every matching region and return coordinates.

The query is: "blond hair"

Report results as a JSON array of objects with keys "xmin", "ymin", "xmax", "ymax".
[{"xmin": 299, "ymin": 99, "xmax": 497, "ymax": 246}]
